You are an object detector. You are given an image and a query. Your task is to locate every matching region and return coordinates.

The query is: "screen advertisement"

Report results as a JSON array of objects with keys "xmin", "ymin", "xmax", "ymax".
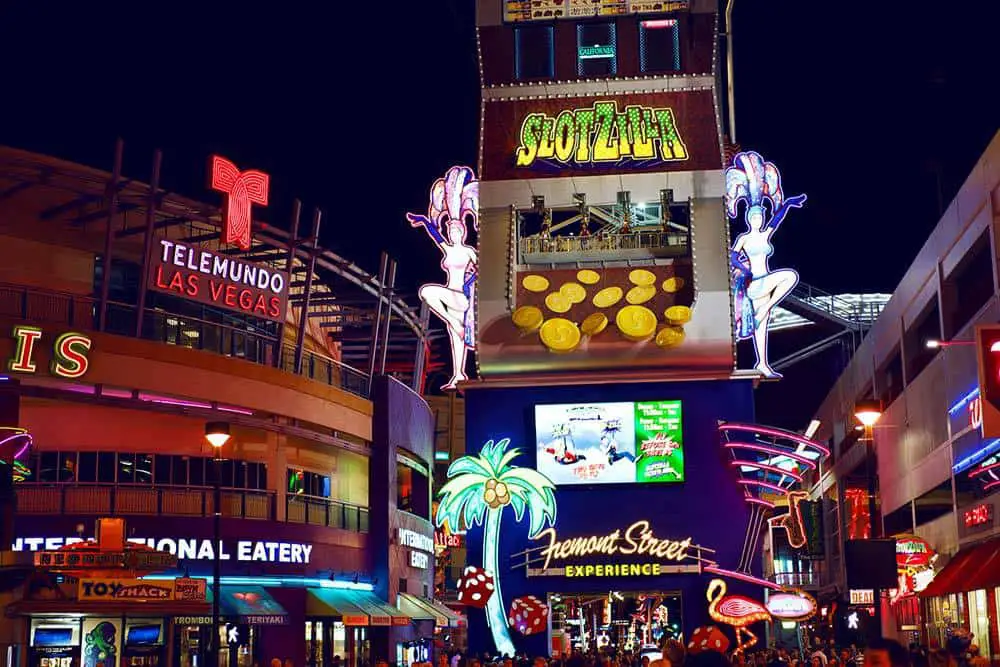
[
  {"xmin": 534, "ymin": 400, "xmax": 683, "ymax": 485},
  {"xmin": 481, "ymin": 90, "xmax": 721, "ymax": 181}
]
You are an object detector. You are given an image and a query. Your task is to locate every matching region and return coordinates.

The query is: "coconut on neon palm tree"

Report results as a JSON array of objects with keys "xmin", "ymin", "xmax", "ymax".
[{"xmin": 436, "ymin": 438, "xmax": 557, "ymax": 657}]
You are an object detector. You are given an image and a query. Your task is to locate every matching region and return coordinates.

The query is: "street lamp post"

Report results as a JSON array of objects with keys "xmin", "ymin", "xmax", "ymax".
[
  {"xmin": 853, "ymin": 400, "xmax": 883, "ymax": 639},
  {"xmin": 205, "ymin": 421, "xmax": 232, "ymax": 667}
]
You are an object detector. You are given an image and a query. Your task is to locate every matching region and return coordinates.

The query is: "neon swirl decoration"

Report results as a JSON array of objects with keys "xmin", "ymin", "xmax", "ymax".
[
  {"xmin": 210, "ymin": 155, "xmax": 270, "ymax": 251},
  {"xmin": 726, "ymin": 151, "xmax": 806, "ymax": 378},
  {"xmin": 408, "ymin": 166, "xmax": 479, "ymax": 391}
]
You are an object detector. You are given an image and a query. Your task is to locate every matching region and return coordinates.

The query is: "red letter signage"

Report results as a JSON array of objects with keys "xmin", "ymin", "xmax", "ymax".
[
  {"xmin": 7, "ymin": 327, "xmax": 92, "ymax": 379},
  {"xmin": 210, "ymin": 155, "xmax": 269, "ymax": 251}
]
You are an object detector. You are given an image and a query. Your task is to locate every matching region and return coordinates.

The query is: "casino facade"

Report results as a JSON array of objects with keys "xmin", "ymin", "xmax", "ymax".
[{"xmin": 0, "ymin": 145, "xmax": 462, "ymax": 667}]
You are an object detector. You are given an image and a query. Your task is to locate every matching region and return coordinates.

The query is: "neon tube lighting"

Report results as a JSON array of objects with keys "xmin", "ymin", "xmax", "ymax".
[
  {"xmin": 968, "ymin": 460, "xmax": 1000, "ymax": 478},
  {"xmin": 738, "ymin": 479, "xmax": 793, "ymax": 495},
  {"xmin": 720, "ymin": 424, "xmax": 831, "ymax": 456},
  {"xmin": 217, "ymin": 405, "xmax": 254, "ymax": 416},
  {"xmin": 642, "ymin": 19, "xmax": 677, "ymax": 29},
  {"xmin": 730, "ymin": 460, "xmax": 804, "ymax": 482},
  {"xmin": 983, "ymin": 480, "xmax": 1000, "ymax": 492},
  {"xmin": 952, "ymin": 439, "xmax": 1000, "ymax": 474},
  {"xmin": 703, "ymin": 566, "xmax": 781, "ymax": 590},
  {"xmin": 143, "ymin": 575, "xmax": 374, "ymax": 591},
  {"xmin": 744, "ymin": 497, "xmax": 776, "ymax": 509},
  {"xmin": 948, "ymin": 387, "xmax": 980, "ymax": 415},
  {"xmin": 723, "ymin": 443, "xmax": 817, "ymax": 468}
]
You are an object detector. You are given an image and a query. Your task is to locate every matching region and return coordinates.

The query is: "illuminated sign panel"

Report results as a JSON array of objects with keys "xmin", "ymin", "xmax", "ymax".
[
  {"xmin": 210, "ymin": 155, "xmax": 269, "ymax": 251},
  {"xmin": 147, "ymin": 239, "xmax": 289, "ymax": 323},
  {"xmin": 7, "ymin": 325, "xmax": 92, "ymax": 379},
  {"xmin": 532, "ymin": 520, "xmax": 694, "ymax": 572},
  {"xmin": 964, "ymin": 503, "xmax": 993, "ymax": 528},
  {"xmin": 482, "ymin": 90, "xmax": 721, "ymax": 180},
  {"xmin": 514, "ymin": 100, "xmax": 688, "ymax": 170},
  {"xmin": 766, "ymin": 591, "xmax": 817, "ymax": 621},
  {"xmin": 504, "ymin": 0, "xmax": 689, "ymax": 22},
  {"xmin": 18, "ymin": 536, "xmax": 313, "ymax": 564},
  {"xmin": 849, "ymin": 589, "xmax": 874, "ymax": 605},
  {"xmin": 895, "ymin": 535, "xmax": 934, "ymax": 568},
  {"xmin": 79, "ymin": 578, "xmax": 188, "ymax": 602},
  {"xmin": 534, "ymin": 400, "xmax": 684, "ymax": 484}
]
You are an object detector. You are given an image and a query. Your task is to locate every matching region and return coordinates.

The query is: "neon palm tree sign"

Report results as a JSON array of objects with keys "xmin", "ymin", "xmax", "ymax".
[{"xmin": 436, "ymin": 438, "xmax": 557, "ymax": 656}]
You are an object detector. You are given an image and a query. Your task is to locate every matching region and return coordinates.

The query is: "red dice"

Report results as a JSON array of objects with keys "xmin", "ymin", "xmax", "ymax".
[
  {"xmin": 687, "ymin": 626, "xmax": 730, "ymax": 654},
  {"xmin": 455, "ymin": 566, "xmax": 495, "ymax": 608},
  {"xmin": 509, "ymin": 595, "xmax": 549, "ymax": 635}
]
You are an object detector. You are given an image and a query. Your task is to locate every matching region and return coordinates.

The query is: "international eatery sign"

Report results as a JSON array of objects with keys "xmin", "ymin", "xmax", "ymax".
[{"xmin": 147, "ymin": 155, "xmax": 289, "ymax": 323}]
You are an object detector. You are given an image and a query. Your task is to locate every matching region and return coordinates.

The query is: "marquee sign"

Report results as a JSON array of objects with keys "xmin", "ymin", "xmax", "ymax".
[
  {"xmin": 78, "ymin": 578, "xmax": 205, "ymax": 603},
  {"xmin": 7, "ymin": 325, "xmax": 92, "ymax": 379},
  {"xmin": 18, "ymin": 536, "xmax": 313, "ymax": 564},
  {"xmin": 533, "ymin": 519, "xmax": 694, "ymax": 573},
  {"xmin": 148, "ymin": 239, "xmax": 289, "ymax": 323},
  {"xmin": 482, "ymin": 90, "xmax": 721, "ymax": 180},
  {"xmin": 765, "ymin": 590, "xmax": 817, "ymax": 621}
]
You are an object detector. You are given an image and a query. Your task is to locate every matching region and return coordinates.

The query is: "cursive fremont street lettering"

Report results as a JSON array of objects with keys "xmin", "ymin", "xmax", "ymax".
[
  {"xmin": 151, "ymin": 239, "xmax": 288, "ymax": 321},
  {"xmin": 534, "ymin": 520, "xmax": 692, "ymax": 571}
]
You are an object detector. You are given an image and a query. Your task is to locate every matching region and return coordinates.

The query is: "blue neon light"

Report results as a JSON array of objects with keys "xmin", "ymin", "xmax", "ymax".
[
  {"xmin": 948, "ymin": 387, "xmax": 980, "ymax": 416},
  {"xmin": 144, "ymin": 575, "xmax": 374, "ymax": 591},
  {"xmin": 953, "ymin": 438, "xmax": 1000, "ymax": 475}
]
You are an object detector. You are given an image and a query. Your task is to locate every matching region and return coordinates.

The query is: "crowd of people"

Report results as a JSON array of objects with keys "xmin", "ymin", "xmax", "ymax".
[{"xmin": 439, "ymin": 630, "xmax": 990, "ymax": 667}]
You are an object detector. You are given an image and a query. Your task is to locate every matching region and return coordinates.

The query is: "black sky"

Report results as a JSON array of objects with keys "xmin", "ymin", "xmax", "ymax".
[{"xmin": 1, "ymin": 2, "xmax": 997, "ymax": 297}]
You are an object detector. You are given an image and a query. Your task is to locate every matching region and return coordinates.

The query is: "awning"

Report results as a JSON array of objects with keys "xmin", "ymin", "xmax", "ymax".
[
  {"xmin": 307, "ymin": 589, "xmax": 410, "ymax": 626},
  {"xmin": 210, "ymin": 586, "xmax": 288, "ymax": 625},
  {"xmin": 397, "ymin": 593, "xmax": 466, "ymax": 627},
  {"xmin": 920, "ymin": 538, "xmax": 1000, "ymax": 598}
]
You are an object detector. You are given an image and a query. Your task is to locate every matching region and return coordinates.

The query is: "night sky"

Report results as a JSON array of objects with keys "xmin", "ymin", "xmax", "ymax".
[{"xmin": 1, "ymin": 2, "xmax": 997, "ymax": 420}]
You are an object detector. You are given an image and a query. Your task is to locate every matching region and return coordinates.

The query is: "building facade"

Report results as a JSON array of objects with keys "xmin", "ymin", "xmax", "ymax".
[
  {"xmin": 0, "ymin": 146, "xmax": 460, "ymax": 667},
  {"xmin": 801, "ymin": 131, "xmax": 1000, "ymax": 651}
]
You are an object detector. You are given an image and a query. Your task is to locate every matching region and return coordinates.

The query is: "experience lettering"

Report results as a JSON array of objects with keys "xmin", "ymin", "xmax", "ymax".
[
  {"xmin": 534, "ymin": 520, "xmax": 693, "ymax": 570},
  {"xmin": 515, "ymin": 100, "xmax": 688, "ymax": 168}
]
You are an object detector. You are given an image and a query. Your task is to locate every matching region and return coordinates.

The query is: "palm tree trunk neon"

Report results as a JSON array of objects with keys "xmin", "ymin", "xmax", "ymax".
[{"xmin": 484, "ymin": 507, "xmax": 515, "ymax": 657}]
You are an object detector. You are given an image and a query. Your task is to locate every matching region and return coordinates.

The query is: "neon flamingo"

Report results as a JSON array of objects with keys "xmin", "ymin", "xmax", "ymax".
[{"xmin": 706, "ymin": 579, "xmax": 771, "ymax": 654}]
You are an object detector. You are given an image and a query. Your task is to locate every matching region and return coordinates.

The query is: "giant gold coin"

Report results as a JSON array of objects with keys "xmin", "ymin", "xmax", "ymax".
[
  {"xmin": 616, "ymin": 305, "xmax": 657, "ymax": 341},
  {"xmin": 539, "ymin": 318, "xmax": 581, "ymax": 353},
  {"xmin": 592, "ymin": 286, "xmax": 623, "ymax": 308},
  {"xmin": 656, "ymin": 326, "xmax": 686, "ymax": 348},
  {"xmin": 581, "ymin": 313, "xmax": 608, "ymax": 336},
  {"xmin": 628, "ymin": 269, "xmax": 657, "ymax": 286},
  {"xmin": 626, "ymin": 285, "xmax": 656, "ymax": 305},
  {"xmin": 665, "ymin": 305, "xmax": 693, "ymax": 325},
  {"xmin": 545, "ymin": 292, "xmax": 572, "ymax": 314},
  {"xmin": 522, "ymin": 275, "xmax": 550, "ymax": 292},
  {"xmin": 662, "ymin": 276, "xmax": 685, "ymax": 293},
  {"xmin": 512, "ymin": 306, "xmax": 544, "ymax": 332},
  {"xmin": 559, "ymin": 282, "xmax": 587, "ymax": 304},
  {"xmin": 577, "ymin": 269, "xmax": 601, "ymax": 285}
]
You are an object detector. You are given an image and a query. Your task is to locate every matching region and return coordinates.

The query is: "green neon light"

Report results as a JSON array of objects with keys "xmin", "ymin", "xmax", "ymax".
[{"xmin": 578, "ymin": 45, "xmax": 615, "ymax": 59}]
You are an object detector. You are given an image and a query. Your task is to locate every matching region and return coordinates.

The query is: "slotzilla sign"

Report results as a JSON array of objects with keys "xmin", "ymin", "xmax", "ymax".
[{"xmin": 14, "ymin": 536, "xmax": 313, "ymax": 564}]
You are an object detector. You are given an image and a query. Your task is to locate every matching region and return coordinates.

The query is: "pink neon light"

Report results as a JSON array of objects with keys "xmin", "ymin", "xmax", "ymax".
[
  {"xmin": 969, "ymin": 461, "xmax": 1000, "ymax": 478},
  {"xmin": 983, "ymin": 480, "xmax": 1000, "ymax": 492},
  {"xmin": 730, "ymin": 460, "xmax": 804, "ymax": 482},
  {"xmin": 739, "ymin": 479, "xmax": 793, "ymax": 495},
  {"xmin": 642, "ymin": 19, "xmax": 677, "ymax": 29},
  {"xmin": 0, "ymin": 429, "xmax": 32, "ymax": 462},
  {"xmin": 744, "ymin": 497, "xmax": 776, "ymax": 509},
  {"xmin": 210, "ymin": 155, "xmax": 269, "ymax": 251},
  {"xmin": 218, "ymin": 405, "xmax": 254, "ymax": 416},
  {"xmin": 703, "ymin": 566, "xmax": 782, "ymax": 590},
  {"xmin": 720, "ymin": 423, "xmax": 831, "ymax": 456},
  {"xmin": 723, "ymin": 442, "xmax": 816, "ymax": 468}
]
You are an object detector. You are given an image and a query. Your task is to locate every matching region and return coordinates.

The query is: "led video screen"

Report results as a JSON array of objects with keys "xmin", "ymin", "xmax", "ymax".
[{"xmin": 534, "ymin": 400, "xmax": 683, "ymax": 485}]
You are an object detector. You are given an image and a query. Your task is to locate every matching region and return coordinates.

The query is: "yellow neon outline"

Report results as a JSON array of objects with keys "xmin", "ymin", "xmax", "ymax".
[
  {"xmin": 8, "ymin": 325, "xmax": 43, "ymax": 374},
  {"xmin": 50, "ymin": 331, "xmax": 93, "ymax": 379}
]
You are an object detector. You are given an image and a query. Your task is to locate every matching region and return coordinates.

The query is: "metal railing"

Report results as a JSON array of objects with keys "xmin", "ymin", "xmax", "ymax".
[
  {"xmin": 774, "ymin": 572, "xmax": 819, "ymax": 588},
  {"xmin": 519, "ymin": 231, "xmax": 689, "ymax": 258},
  {"xmin": 286, "ymin": 494, "xmax": 369, "ymax": 533},
  {"xmin": 788, "ymin": 283, "xmax": 889, "ymax": 327},
  {"xmin": 16, "ymin": 484, "xmax": 276, "ymax": 520},
  {"xmin": 0, "ymin": 282, "xmax": 370, "ymax": 399}
]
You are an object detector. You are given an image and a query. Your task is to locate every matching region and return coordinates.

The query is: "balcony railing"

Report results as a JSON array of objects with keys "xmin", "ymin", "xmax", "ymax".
[
  {"xmin": 519, "ymin": 231, "xmax": 689, "ymax": 261},
  {"xmin": 286, "ymin": 494, "xmax": 369, "ymax": 533},
  {"xmin": 16, "ymin": 484, "xmax": 276, "ymax": 520},
  {"xmin": 774, "ymin": 572, "xmax": 819, "ymax": 588},
  {"xmin": 0, "ymin": 282, "xmax": 370, "ymax": 399}
]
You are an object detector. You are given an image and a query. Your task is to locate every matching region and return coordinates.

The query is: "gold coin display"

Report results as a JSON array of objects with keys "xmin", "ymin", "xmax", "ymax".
[
  {"xmin": 615, "ymin": 305, "xmax": 657, "ymax": 341},
  {"xmin": 626, "ymin": 285, "xmax": 656, "ymax": 305},
  {"xmin": 581, "ymin": 313, "xmax": 608, "ymax": 336},
  {"xmin": 665, "ymin": 305, "xmax": 693, "ymax": 325},
  {"xmin": 628, "ymin": 269, "xmax": 657, "ymax": 286},
  {"xmin": 662, "ymin": 276, "xmax": 685, "ymax": 293},
  {"xmin": 512, "ymin": 306, "xmax": 544, "ymax": 332},
  {"xmin": 545, "ymin": 292, "xmax": 572, "ymax": 314},
  {"xmin": 577, "ymin": 269, "xmax": 601, "ymax": 285},
  {"xmin": 539, "ymin": 318, "xmax": 582, "ymax": 353},
  {"xmin": 592, "ymin": 286, "xmax": 624, "ymax": 308},
  {"xmin": 656, "ymin": 326, "xmax": 686, "ymax": 348},
  {"xmin": 522, "ymin": 275, "xmax": 550, "ymax": 292},
  {"xmin": 559, "ymin": 282, "xmax": 587, "ymax": 304}
]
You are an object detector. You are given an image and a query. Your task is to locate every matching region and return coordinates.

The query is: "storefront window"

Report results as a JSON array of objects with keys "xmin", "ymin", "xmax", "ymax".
[
  {"xmin": 968, "ymin": 590, "xmax": 990, "ymax": 658},
  {"xmin": 927, "ymin": 594, "xmax": 967, "ymax": 649}
]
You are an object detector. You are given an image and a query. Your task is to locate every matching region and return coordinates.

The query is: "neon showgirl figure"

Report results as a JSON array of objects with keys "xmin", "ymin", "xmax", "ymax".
[
  {"xmin": 408, "ymin": 166, "xmax": 479, "ymax": 390},
  {"xmin": 726, "ymin": 151, "xmax": 806, "ymax": 378}
]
